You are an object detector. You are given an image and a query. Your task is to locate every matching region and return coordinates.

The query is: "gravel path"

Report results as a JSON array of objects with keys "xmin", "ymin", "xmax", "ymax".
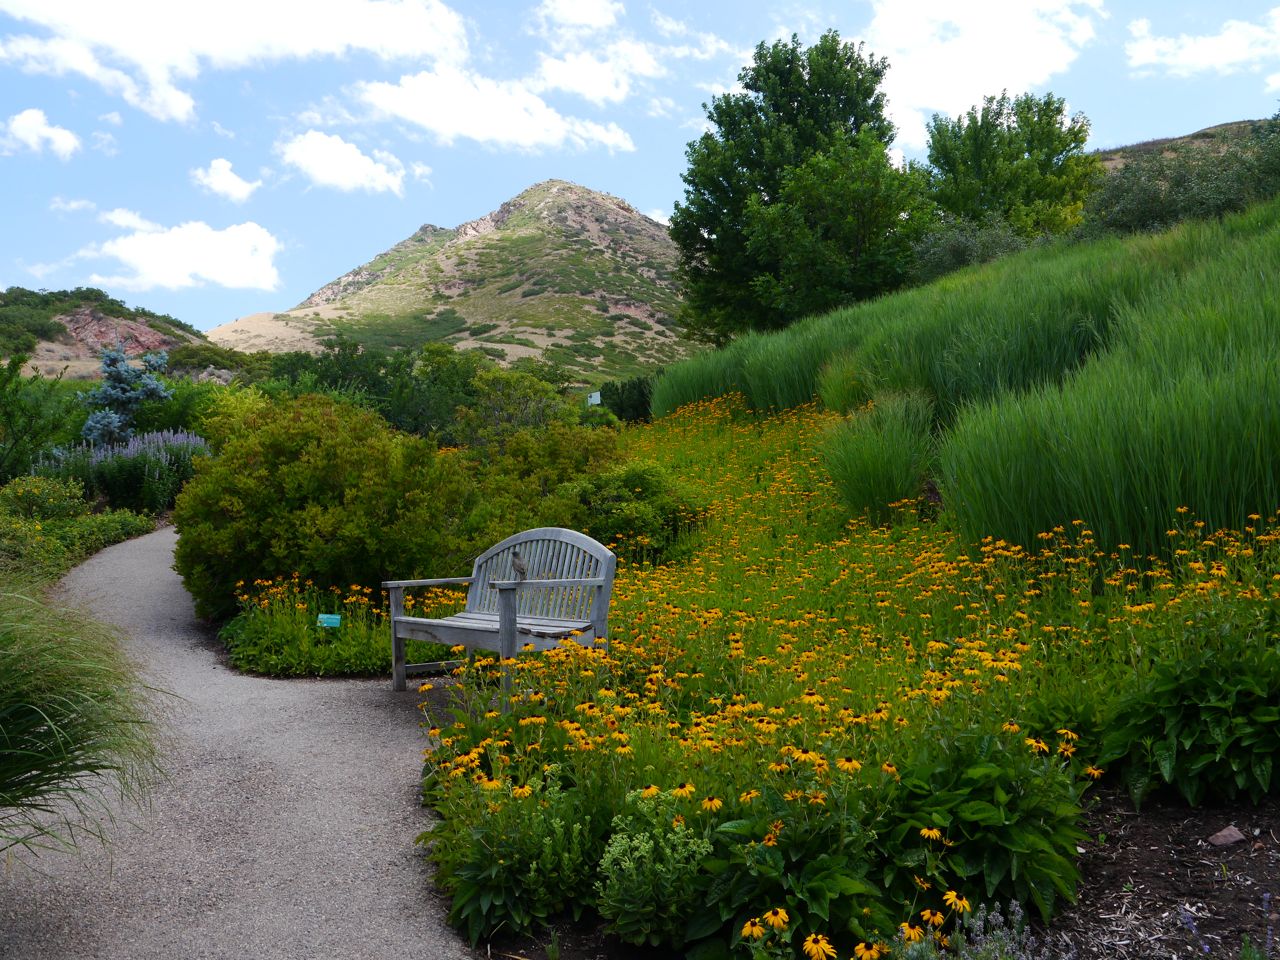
[{"xmin": 0, "ymin": 528, "xmax": 478, "ymax": 960}]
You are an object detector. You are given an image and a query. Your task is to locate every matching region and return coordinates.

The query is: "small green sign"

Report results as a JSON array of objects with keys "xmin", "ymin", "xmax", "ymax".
[{"xmin": 316, "ymin": 614, "xmax": 342, "ymax": 629}]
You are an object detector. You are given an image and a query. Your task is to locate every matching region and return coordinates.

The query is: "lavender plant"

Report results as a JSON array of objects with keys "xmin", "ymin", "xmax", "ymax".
[{"xmin": 35, "ymin": 429, "xmax": 208, "ymax": 512}]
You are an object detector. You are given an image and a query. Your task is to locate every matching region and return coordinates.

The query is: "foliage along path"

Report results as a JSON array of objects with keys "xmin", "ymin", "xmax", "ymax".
[{"xmin": 0, "ymin": 527, "xmax": 477, "ymax": 960}]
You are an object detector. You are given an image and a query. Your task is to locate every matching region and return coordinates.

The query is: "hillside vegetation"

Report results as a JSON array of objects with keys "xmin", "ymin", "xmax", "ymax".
[
  {"xmin": 208, "ymin": 180, "xmax": 690, "ymax": 383},
  {"xmin": 653, "ymin": 196, "xmax": 1280, "ymax": 555}
]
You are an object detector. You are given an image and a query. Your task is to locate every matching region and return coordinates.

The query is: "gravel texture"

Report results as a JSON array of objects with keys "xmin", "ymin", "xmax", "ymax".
[{"xmin": 0, "ymin": 527, "xmax": 478, "ymax": 960}]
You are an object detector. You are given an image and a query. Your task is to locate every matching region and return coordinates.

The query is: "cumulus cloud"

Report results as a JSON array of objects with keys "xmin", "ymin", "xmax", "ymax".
[
  {"xmin": 2, "ymin": 107, "xmax": 79, "ymax": 159},
  {"xmin": 1127, "ymin": 11, "xmax": 1280, "ymax": 82},
  {"xmin": 277, "ymin": 130, "xmax": 405, "ymax": 195},
  {"xmin": 410, "ymin": 161, "xmax": 433, "ymax": 184},
  {"xmin": 88, "ymin": 217, "xmax": 281, "ymax": 291},
  {"xmin": 644, "ymin": 207, "xmax": 671, "ymax": 225},
  {"xmin": 192, "ymin": 157, "xmax": 262, "ymax": 203},
  {"xmin": 534, "ymin": 39, "xmax": 663, "ymax": 104},
  {"xmin": 358, "ymin": 66, "xmax": 634, "ymax": 152},
  {"xmin": 863, "ymin": 0, "xmax": 1104, "ymax": 150},
  {"xmin": 99, "ymin": 208, "xmax": 161, "ymax": 232},
  {"xmin": 0, "ymin": 0, "xmax": 469, "ymax": 122},
  {"xmin": 536, "ymin": 0, "xmax": 624, "ymax": 33}
]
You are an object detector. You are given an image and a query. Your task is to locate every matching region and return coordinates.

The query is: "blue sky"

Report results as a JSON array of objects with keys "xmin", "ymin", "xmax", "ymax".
[{"xmin": 2, "ymin": 0, "xmax": 1279, "ymax": 332}]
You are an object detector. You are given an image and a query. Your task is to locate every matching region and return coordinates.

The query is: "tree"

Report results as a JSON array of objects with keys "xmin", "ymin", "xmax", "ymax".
[
  {"xmin": 0, "ymin": 355, "xmax": 74, "ymax": 481},
  {"xmin": 926, "ymin": 91, "xmax": 1101, "ymax": 237},
  {"xmin": 744, "ymin": 131, "xmax": 933, "ymax": 320},
  {"xmin": 669, "ymin": 31, "xmax": 894, "ymax": 343},
  {"xmin": 81, "ymin": 348, "xmax": 171, "ymax": 444}
]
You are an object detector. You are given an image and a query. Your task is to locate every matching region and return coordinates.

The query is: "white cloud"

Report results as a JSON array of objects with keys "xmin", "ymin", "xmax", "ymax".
[
  {"xmin": 359, "ymin": 66, "xmax": 635, "ymax": 152},
  {"xmin": 1126, "ymin": 11, "xmax": 1280, "ymax": 80},
  {"xmin": 50, "ymin": 195, "xmax": 94, "ymax": 213},
  {"xmin": 644, "ymin": 207, "xmax": 670, "ymax": 225},
  {"xmin": 0, "ymin": 0, "xmax": 469, "ymax": 122},
  {"xmin": 99, "ymin": 207, "xmax": 161, "ymax": 232},
  {"xmin": 864, "ymin": 0, "xmax": 1105, "ymax": 150},
  {"xmin": 2, "ymin": 107, "xmax": 80, "ymax": 159},
  {"xmin": 651, "ymin": 11, "xmax": 686, "ymax": 37},
  {"xmin": 211, "ymin": 120, "xmax": 235, "ymax": 138},
  {"xmin": 648, "ymin": 95, "xmax": 676, "ymax": 117},
  {"xmin": 98, "ymin": 110, "xmax": 121, "ymax": 125},
  {"xmin": 536, "ymin": 0, "xmax": 623, "ymax": 32},
  {"xmin": 89, "ymin": 218, "xmax": 281, "ymax": 291},
  {"xmin": 410, "ymin": 161, "xmax": 433, "ymax": 183},
  {"xmin": 278, "ymin": 130, "xmax": 405, "ymax": 195},
  {"xmin": 90, "ymin": 130, "xmax": 118, "ymax": 155},
  {"xmin": 192, "ymin": 157, "xmax": 262, "ymax": 203},
  {"xmin": 535, "ymin": 39, "xmax": 663, "ymax": 104}
]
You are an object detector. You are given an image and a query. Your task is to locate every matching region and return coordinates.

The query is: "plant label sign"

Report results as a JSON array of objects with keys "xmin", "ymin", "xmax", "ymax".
[{"xmin": 316, "ymin": 614, "xmax": 342, "ymax": 629}]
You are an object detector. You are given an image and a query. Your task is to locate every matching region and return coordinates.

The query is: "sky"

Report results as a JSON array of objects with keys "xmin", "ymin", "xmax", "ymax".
[{"xmin": 3, "ymin": 1, "xmax": 1280, "ymax": 333}]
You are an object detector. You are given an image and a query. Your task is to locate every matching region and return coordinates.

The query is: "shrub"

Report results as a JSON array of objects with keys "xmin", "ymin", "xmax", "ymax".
[
  {"xmin": 909, "ymin": 214, "xmax": 1029, "ymax": 286},
  {"xmin": 173, "ymin": 395, "xmax": 476, "ymax": 620},
  {"xmin": 560, "ymin": 460, "xmax": 704, "ymax": 564},
  {"xmin": 823, "ymin": 392, "xmax": 935, "ymax": 524},
  {"xmin": 0, "ymin": 475, "xmax": 87, "ymax": 520},
  {"xmin": 0, "ymin": 586, "xmax": 159, "ymax": 854},
  {"xmin": 0, "ymin": 355, "xmax": 77, "ymax": 481},
  {"xmin": 600, "ymin": 371, "xmax": 660, "ymax": 422},
  {"xmin": 1099, "ymin": 606, "xmax": 1280, "ymax": 808},
  {"xmin": 35, "ymin": 430, "xmax": 210, "ymax": 513},
  {"xmin": 454, "ymin": 368, "xmax": 577, "ymax": 452},
  {"xmin": 595, "ymin": 792, "xmax": 714, "ymax": 947}
]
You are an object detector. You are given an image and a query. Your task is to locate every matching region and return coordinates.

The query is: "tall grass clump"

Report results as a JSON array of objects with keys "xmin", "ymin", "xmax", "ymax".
[
  {"xmin": 0, "ymin": 586, "xmax": 160, "ymax": 854},
  {"xmin": 824, "ymin": 391, "xmax": 934, "ymax": 524},
  {"xmin": 35, "ymin": 429, "xmax": 209, "ymax": 513},
  {"xmin": 942, "ymin": 201, "xmax": 1280, "ymax": 552}
]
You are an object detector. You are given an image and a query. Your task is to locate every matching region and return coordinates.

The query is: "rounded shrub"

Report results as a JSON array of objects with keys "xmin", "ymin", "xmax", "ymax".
[
  {"xmin": 173, "ymin": 395, "xmax": 476, "ymax": 620},
  {"xmin": 0, "ymin": 476, "xmax": 88, "ymax": 520}
]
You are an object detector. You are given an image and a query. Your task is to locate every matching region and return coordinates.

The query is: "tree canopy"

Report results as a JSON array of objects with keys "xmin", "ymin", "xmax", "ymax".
[
  {"xmin": 926, "ymin": 91, "xmax": 1102, "ymax": 237},
  {"xmin": 669, "ymin": 31, "xmax": 900, "ymax": 343}
]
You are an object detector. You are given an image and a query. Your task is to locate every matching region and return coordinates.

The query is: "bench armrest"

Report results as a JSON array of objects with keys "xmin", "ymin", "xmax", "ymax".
[
  {"xmin": 489, "ymin": 578, "xmax": 607, "ymax": 589},
  {"xmin": 382, "ymin": 577, "xmax": 474, "ymax": 588}
]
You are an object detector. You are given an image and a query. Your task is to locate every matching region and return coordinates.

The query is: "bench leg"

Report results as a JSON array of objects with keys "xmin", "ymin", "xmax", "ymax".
[
  {"xmin": 497, "ymin": 584, "xmax": 517, "ymax": 712},
  {"xmin": 390, "ymin": 586, "xmax": 407, "ymax": 691}
]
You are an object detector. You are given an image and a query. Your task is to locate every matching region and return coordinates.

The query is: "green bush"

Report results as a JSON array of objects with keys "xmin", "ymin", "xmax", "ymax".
[
  {"xmin": 600, "ymin": 370, "xmax": 661, "ymax": 422},
  {"xmin": 35, "ymin": 430, "xmax": 209, "ymax": 513},
  {"xmin": 0, "ymin": 355, "xmax": 78, "ymax": 481},
  {"xmin": 0, "ymin": 586, "xmax": 160, "ymax": 854},
  {"xmin": 0, "ymin": 475, "xmax": 88, "ymax": 520},
  {"xmin": 1100, "ymin": 607, "xmax": 1280, "ymax": 808},
  {"xmin": 595, "ymin": 793, "xmax": 714, "ymax": 947},
  {"xmin": 561, "ymin": 460, "xmax": 704, "ymax": 564},
  {"xmin": 823, "ymin": 392, "xmax": 935, "ymax": 524},
  {"xmin": 0, "ymin": 504, "xmax": 153, "ymax": 579},
  {"xmin": 879, "ymin": 726, "xmax": 1086, "ymax": 923},
  {"xmin": 173, "ymin": 395, "xmax": 476, "ymax": 620}
]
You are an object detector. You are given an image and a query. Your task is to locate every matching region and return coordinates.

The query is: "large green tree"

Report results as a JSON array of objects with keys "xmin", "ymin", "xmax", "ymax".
[
  {"xmin": 926, "ymin": 91, "xmax": 1101, "ymax": 237},
  {"xmin": 669, "ymin": 31, "xmax": 895, "ymax": 343}
]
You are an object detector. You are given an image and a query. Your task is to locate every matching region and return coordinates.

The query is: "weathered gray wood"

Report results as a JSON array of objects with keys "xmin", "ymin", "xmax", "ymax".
[
  {"xmin": 389, "ymin": 585, "xmax": 407, "ymax": 691},
  {"xmin": 383, "ymin": 527, "xmax": 616, "ymax": 704}
]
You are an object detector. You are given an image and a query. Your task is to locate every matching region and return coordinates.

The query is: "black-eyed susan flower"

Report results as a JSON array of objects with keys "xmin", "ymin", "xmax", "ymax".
[
  {"xmin": 836, "ymin": 756, "xmax": 862, "ymax": 773},
  {"xmin": 921, "ymin": 908, "xmax": 945, "ymax": 927},
  {"xmin": 641, "ymin": 784, "xmax": 660, "ymax": 799},
  {"xmin": 943, "ymin": 890, "xmax": 971, "ymax": 913},
  {"xmin": 763, "ymin": 907, "xmax": 789, "ymax": 930},
  {"xmin": 919, "ymin": 826, "xmax": 942, "ymax": 841},
  {"xmin": 741, "ymin": 918, "xmax": 765, "ymax": 940},
  {"xmin": 672, "ymin": 782, "xmax": 695, "ymax": 799},
  {"xmin": 739, "ymin": 789, "xmax": 760, "ymax": 804},
  {"xmin": 701, "ymin": 796, "xmax": 723, "ymax": 812},
  {"xmin": 900, "ymin": 922, "xmax": 925, "ymax": 943},
  {"xmin": 801, "ymin": 933, "xmax": 837, "ymax": 959}
]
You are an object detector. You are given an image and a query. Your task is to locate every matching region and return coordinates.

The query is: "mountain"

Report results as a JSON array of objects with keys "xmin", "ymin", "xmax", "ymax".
[
  {"xmin": 1093, "ymin": 120, "xmax": 1263, "ymax": 171},
  {"xmin": 207, "ymin": 180, "xmax": 690, "ymax": 381},
  {"xmin": 3, "ymin": 287, "xmax": 207, "ymax": 379}
]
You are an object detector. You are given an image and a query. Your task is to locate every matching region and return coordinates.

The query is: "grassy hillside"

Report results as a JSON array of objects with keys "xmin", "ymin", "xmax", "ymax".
[
  {"xmin": 210, "ymin": 180, "xmax": 692, "ymax": 384},
  {"xmin": 652, "ymin": 195, "xmax": 1280, "ymax": 555}
]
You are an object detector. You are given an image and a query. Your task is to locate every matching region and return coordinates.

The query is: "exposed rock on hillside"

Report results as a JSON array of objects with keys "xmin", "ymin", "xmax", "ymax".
[{"xmin": 208, "ymin": 179, "xmax": 689, "ymax": 381}]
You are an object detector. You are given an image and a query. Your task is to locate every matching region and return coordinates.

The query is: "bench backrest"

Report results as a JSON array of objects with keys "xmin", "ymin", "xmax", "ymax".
[{"xmin": 467, "ymin": 527, "xmax": 617, "ymax": 637}]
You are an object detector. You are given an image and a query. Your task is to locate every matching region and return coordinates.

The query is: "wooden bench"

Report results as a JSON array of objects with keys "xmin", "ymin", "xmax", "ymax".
[{"xmin": 384, "ymin": 527, "xmax": 617, "ymax": 695}]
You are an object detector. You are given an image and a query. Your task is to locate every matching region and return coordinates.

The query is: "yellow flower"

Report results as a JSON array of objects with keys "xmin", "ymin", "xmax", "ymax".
[
  {"xmin": 1024, "ymin": 737, "xmax": 1049, "ymax": 754},
  {"xmin": 919, "ymin": 827, "xmax": 942, "ymax": 841},
  {"xmin": 511, "ymin": 784, "xmax": 533, "ymax": 798},
  {"xmin": 921, "ymin": 908, "xmax": 945, "ymax": 927},
  {"xmin": 836, "ymin": 756, "xmax": 862, "ymax": 773},
  {"xmin": 672, "ymin": 782, "xmax": 695, "ymax": 799},
  {"xmin": 701, "ymin": 796, "xmax": 724, "ymax": 812},
  {"xmin": 1001, "ymin": 720, "xmax": 1021, "ymax": 733},
  {"xmin": 943, "ymin": 890, "xmax": 971, "ymax": 913},
  {"xmin": 1057, "ymin": 728, "xmax": 1079, "ymax": 741},
  {"xmin": 880, "ymin": 761, "xmax": 898, "ymax": 776},
  {"xmin": 641, "ymin": 784, "xmax": 660, "ymax": 799},
  {"xmin": 741, "ymin": 918, "xmax": 765, "ymax": 940},
  {"xmin": 1084, "ymin": 765, "xmax": 1105, "ymax": 779},
  {"xmin": 802, "ymin": 933, "xmax": 837, "ymax": 959},
  {"xmin": 900, "ymin": 922, "xmax": 925, "ymax": 943},
  {"xmin": 739, "ymin": 789, "xmax": 761, "ymax": 804},
  {"xmin": 763, "ymin": 907, "xmax": 789, "ymax": 930}
]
